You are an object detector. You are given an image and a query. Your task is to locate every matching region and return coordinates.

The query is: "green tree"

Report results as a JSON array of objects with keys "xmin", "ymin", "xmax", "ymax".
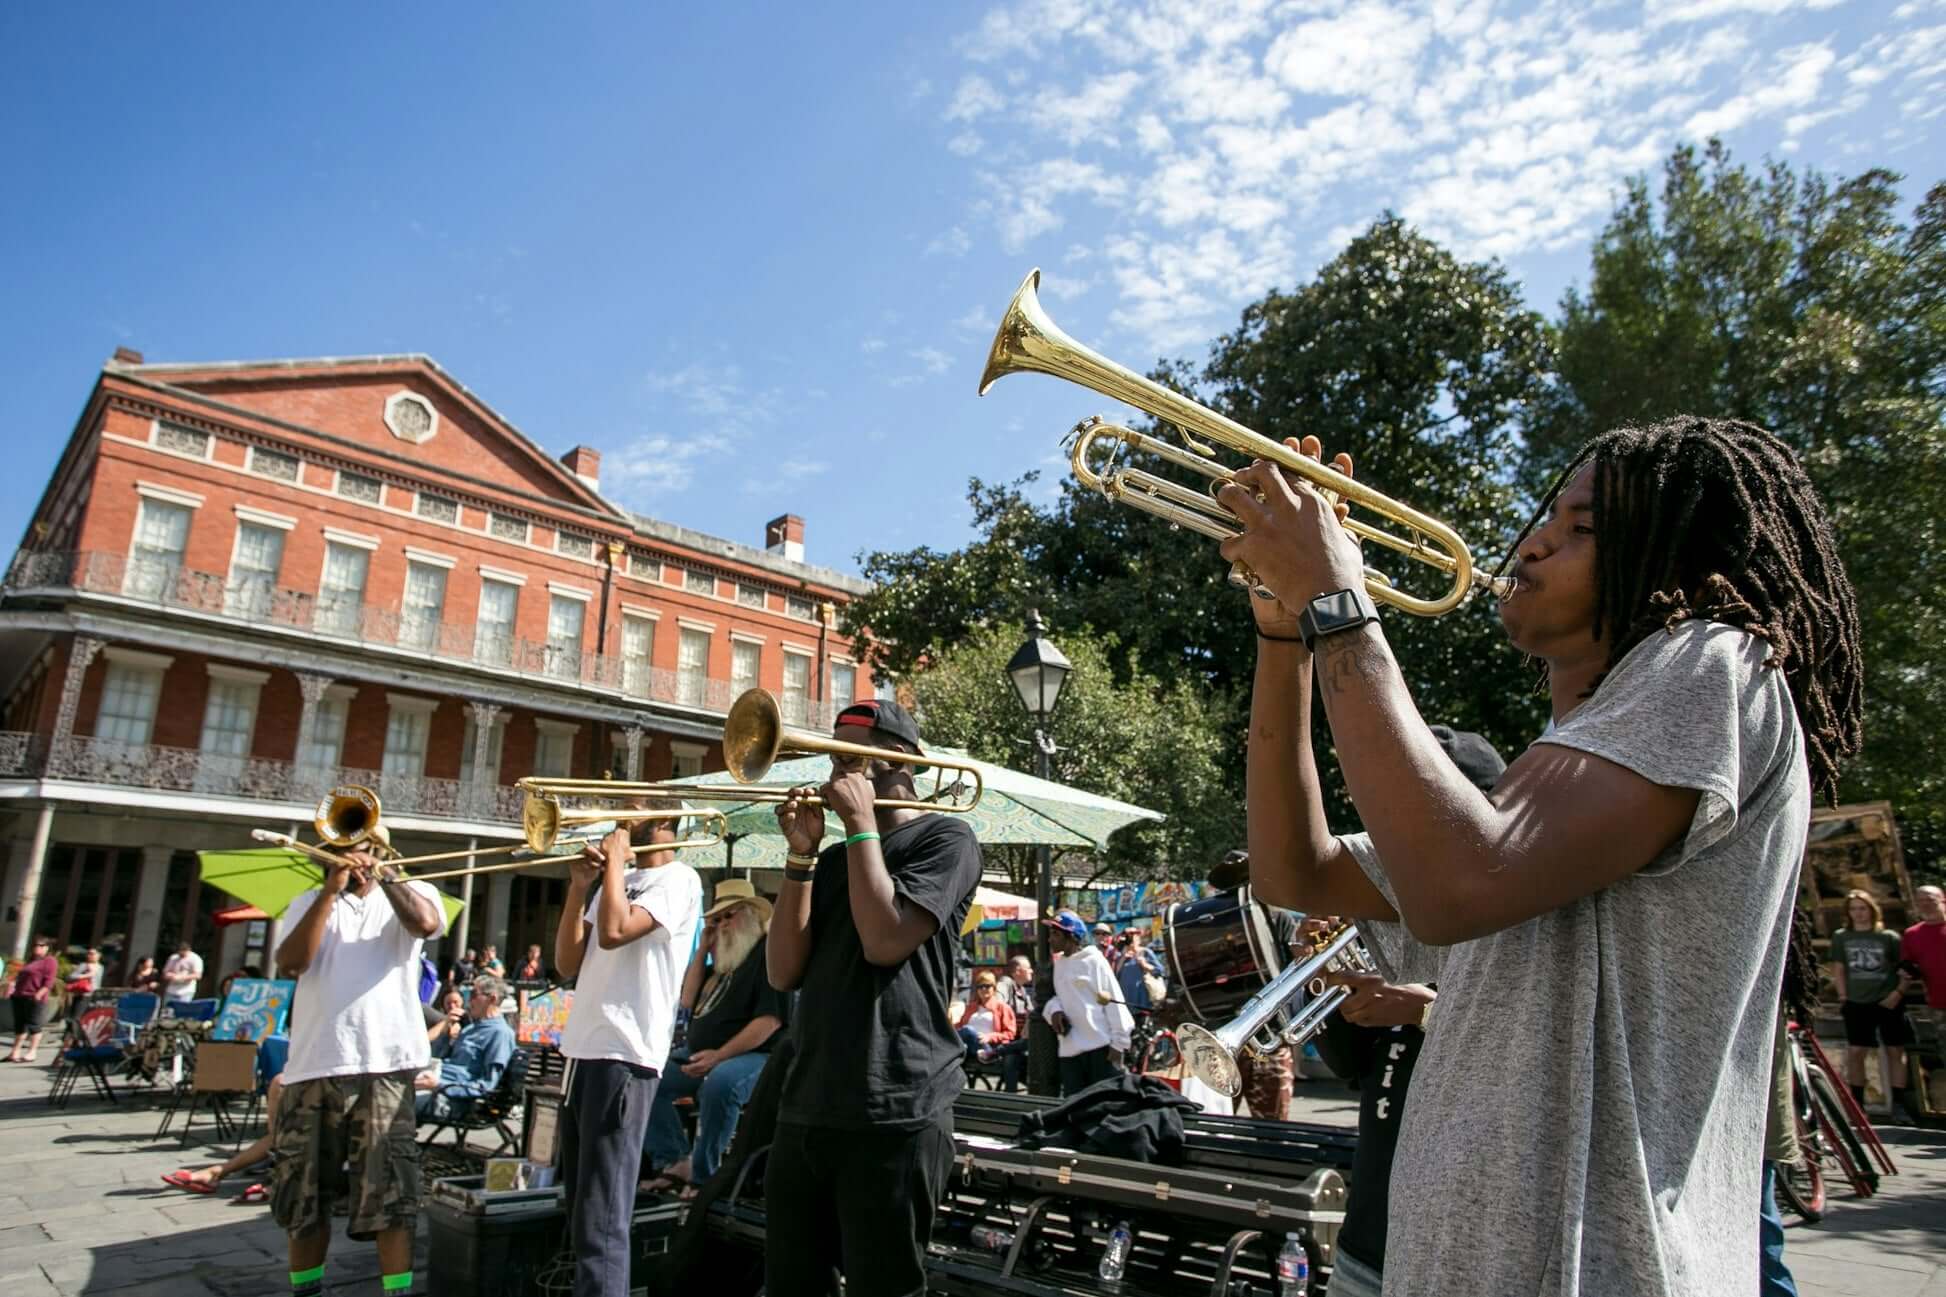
[
  {"xmin": 906, "ymin": 621, "xmax": 1239, "ymax": 889},
  {"xmin": 1530, "ymin": 141, "xmax": 1946, "ymax": 880},
  {"xmin": 850, "ymin": 216, "xmax": 1556, "ymax": 826}
]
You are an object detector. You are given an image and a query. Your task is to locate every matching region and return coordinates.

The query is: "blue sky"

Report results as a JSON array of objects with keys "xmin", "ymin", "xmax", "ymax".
[{"xmin": 3, "ymin": 2, "xmax": 1941, "ymax": 575}]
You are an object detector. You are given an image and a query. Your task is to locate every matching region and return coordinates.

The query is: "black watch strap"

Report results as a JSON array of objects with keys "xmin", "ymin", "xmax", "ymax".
[
  {"xmin": 784, "ymin": 865, "xmax": 816, "ymax": 884},
  {"xmin": 1297, "ymin": 587, "xmax": 1381, "ymax": 651}
]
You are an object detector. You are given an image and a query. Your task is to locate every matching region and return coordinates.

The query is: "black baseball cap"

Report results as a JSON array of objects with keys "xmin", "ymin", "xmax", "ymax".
[
  {"xmin": 1430, "ymin": 724, "xmax": 1505, "ymax": 792},
  {"xmin": 833, "ymin": 699, "xmax": 924, "ymax": 756}
]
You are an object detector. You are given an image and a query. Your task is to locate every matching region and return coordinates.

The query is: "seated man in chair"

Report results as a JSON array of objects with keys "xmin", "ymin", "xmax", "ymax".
[
  {"xmin": 644, "ymin": 880, "xmax": 790, "ymax": 1194},
  {"xmin": 414, "ymin": 977, "xmax": 515, "ymax": 1122}
]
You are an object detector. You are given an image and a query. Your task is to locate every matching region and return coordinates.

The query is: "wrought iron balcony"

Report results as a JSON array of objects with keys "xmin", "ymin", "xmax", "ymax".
[
  {"xmin": 5, "ymin": 550, "xmax": 841, "ymax": 729},
  {"xmin": 0, "ymin": 731, "xmax": 526, "ymax": 825}
]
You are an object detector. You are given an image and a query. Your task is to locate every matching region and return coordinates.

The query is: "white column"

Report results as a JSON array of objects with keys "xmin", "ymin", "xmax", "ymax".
[
  {"xmin": 128, "ymin": 843, "xmax": 175, "ymax": 964},
  {"xmin": 52, "ymin": 636, "xmax": 105, "ymax": 743},
  {"xmin": 467, "ymin": 701, "xmax": 503, "ymax": 817},
  {"xmin": 622, "ymin": 725, "xmax": 646, "ymax": 780},
  {"xmin": 452, "ymin": 839, "xmax": 478, "ymax": 954},
  {"xmin": 8, "ymin": 805, "xmax": 55, "ymax": 959},
  {"xmin": 485, "ymin": 871, "xmax": 513, "ymax": 959},
  {"xmin": 292, "ymin": 672, "xmax": 335, "ymax": 788}
]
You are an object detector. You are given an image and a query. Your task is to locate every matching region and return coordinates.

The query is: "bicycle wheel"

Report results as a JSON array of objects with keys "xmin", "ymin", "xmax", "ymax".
[
  {"xmin": 1774, "ymin": 1127, "xmax": 1826, "ymax": 1224},
  {"xmin": 1807, "ymin": 1069, "xmax": 1878, "ymax": 1197}
]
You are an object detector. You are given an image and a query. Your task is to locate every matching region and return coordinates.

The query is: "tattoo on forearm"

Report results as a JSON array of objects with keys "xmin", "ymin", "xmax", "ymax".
[{"xmin": 1317, "ymin": 634, "xmax": 1389, "ymax": 706}]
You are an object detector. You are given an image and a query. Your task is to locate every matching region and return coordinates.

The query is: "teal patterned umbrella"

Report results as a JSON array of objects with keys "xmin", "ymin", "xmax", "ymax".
[{"xmin": 663, "ymin": 748, "xmax": 1162, "ymax": 871}]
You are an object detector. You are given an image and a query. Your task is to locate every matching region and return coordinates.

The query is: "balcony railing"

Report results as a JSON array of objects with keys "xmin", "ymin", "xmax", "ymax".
[
  {"xmin": 0, "ymin": 731, "xmax": 527, "ymax": 824},
  {"xmin": 6, "ymin": 550, "xmax": 841, "ymax": 728}
]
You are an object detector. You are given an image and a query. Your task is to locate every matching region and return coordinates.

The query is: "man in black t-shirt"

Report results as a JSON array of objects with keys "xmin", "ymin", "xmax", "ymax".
[
  {"xmin": 643, "ymin": 879, "xmax": 789, "ymax": 1191},
  {"xmin": 765, "ymin": 699, "xmax": 984, "ymax": 1297}
]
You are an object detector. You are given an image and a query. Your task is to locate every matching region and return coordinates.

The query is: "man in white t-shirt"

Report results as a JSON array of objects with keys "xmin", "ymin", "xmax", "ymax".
[
  {"xmin": 1042, "ymin": 908, "xmax": 1132, "ymax": 1096},
  {"xmin": 553, "ymin": 807, "xmax": 701, "ymax": 1297},
  {"xmin": 161, "ymin": 941, "xmax": 204, "ymax": 1001},
  {"xmin": 270, "ymin": 848, "xmax": 445, "ymax": 1297}
]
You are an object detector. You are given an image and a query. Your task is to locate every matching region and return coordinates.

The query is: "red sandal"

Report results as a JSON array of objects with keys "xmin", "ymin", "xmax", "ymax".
[
  {"xmin": 161, "ymin": 1171, "xmax": 217, "ymax": 1195},
  {"xmin": 237, "ymin": 1183, "xmax": 268, "ymax": 1204}
]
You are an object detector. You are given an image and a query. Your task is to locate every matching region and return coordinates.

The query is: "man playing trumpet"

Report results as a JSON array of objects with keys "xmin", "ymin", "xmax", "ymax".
[{"xmin": 1227, "ymin": 421, "xmax": 1863, "ymax": 1296}]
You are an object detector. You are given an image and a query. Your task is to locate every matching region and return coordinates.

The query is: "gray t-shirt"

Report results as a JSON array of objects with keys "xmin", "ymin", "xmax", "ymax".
[{"xmin": 1349, "ymin": 620, "xmax": 1807, "ymax": 1297}]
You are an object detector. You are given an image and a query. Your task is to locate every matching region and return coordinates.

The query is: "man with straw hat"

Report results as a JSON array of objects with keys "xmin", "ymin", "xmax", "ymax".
[{"xmin": 643, "ymin": 878, "xmax": 789, "ymax": 1195}]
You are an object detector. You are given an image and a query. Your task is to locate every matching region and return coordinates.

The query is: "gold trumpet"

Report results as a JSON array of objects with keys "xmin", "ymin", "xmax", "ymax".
[
  {"xmin": 258, "ymin": 784, "xmax": 727, "ymax": 883},
  {"xmin": 520, "ymin": 687, "xmax": 984, "ymax": 825},
  {"xmin": 980, "ymin": 268, "xmax": 1513, "ymax": 617}
]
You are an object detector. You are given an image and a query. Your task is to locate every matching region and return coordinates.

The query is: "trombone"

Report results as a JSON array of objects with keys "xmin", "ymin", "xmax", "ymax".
[
  {"xmin": 520, "ymin": 686, "xmax": 985, "ymax": 826},
  {"xmin": 250, "ymin": 784, "xmax": 727, "ymax": 883},
  {"xmin": 980, "ymin": 268, "xmax": 1513, "ymax": 617}
]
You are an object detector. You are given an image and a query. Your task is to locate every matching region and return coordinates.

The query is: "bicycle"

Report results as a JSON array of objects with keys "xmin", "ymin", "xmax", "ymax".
[{"xmin": 1775, "ymin": 1019, "xmax": 1898, "ymax": 1220}]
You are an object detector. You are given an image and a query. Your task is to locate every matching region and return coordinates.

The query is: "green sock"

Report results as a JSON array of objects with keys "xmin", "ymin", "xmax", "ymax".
[
  {"xmin": 290, "ymin": 1265, "xmax": 325, "ymax": 1297},
  {"xmin": 381, "ymin": 1273, "xmax": 413, "ymax": 1293}
]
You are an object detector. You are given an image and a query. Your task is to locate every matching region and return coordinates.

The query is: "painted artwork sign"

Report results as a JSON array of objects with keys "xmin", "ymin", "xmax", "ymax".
[
  {"xmin": 211, "ymin": 978, "xmax": 295, "ymax": 1041},
  {"xmin": 517, "ymin": 988, "xmax": 573, "ymax": 1047}
]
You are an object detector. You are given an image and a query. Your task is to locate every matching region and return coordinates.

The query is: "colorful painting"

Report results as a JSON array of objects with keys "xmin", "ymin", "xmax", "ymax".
[
  {"xmin": 211, "ymin": 978, "xmax": 295, "ymax": 1042},
  {"xmin": 972, "ymin": 930, "xmax": 1009, "ymax": 966},
  {"xmin": 517, "ymin": 988, "xmax": 573, "ymax": 1047}
]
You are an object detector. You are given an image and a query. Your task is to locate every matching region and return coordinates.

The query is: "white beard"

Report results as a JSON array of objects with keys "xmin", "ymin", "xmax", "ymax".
[{"xmin": 712, "ymin": 909, "xmax": 763, "ymax": 974}]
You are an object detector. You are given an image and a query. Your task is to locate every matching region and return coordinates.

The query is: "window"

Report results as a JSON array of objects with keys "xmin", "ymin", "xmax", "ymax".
[
  {"xmin": 249, "ymin": 446, "xmax": 299, "ymax": 481},
  {"xmin": 545, "ymin": 594, "xmax": 586, "ymax": 680},
  {"xmin": 670, "ymin": 743, "xmax": 705, "ymax": 780},
  {"xmin": 401, "ymin": 560, "xmax": 448, "ymax": 651},
  {"xmin": 737, "ymin": 584, "xmax": 765, "ymax": 609},
  {"xmin": 317, "ymin": 541, "xmax": 370, "ymax": 637},
  {"xmin": 786, "ymin": 595, "xmax": 815, "ymax": 620},
  {"xmin": 533, "ymin": 722, "xmax": 577, "ymax": 779},
  {"xmin": 225, "ymin": 522, "xmax": 286, "ymax": 618},
  {"xmin": 126, "ymin": 499, "xmax": 192, "ymax": 600},
  {"xmin": 781, "ymin": 652, "xmax": 811, "ymax": 725},
  {"xmin": 381, "ymin": 700, "xmax": 433, "ymax": 780},
  {"xmin": 630, "ymin": 552, "xmax": 660, "ymax": 579},
  {"xmin": 459, "ymin": 712, "xmax": 507, "ymax": 787},
  {"xmin": 830, "ymin": 661, "xmax": 857, "ymax": 707},
  {"xmin": 155, "ymin": 422, "xmax": 210, "ymax": 456},
  {"xmin": 196, "ymin": 674, "xmax": 263, "ymax": 791},
  {"xmin": 608, "ymin": 732, "xmax": 636, "ymax": 780},
  {"xmin": 731, "ymin": 640, "xmax": 761, "ymax": 697},
  {"xmin": 96, "ymin": 662, "xmax": 164, "ymax": 745},
  {"xmin": 300, "ymin": 691, "xmax": 351, "ymax": 771},
  {"xmin": 622, "ymin": 615, "xmax": 655, "ymax": 698},
  {"xmin": 475, "ymin": 580, "xmax": 519, "ymax": 666},
  {"xmin": 416, "ymin": 493, "xmax": 458, "ymax": 524},
  {"xmin": 683, "ymin": 568, "xmax": 714, "ymax": 596},
  {"xmin": 677, "ymin": 627, "xmax": 710, "ymax": 706},
  {"xmin": 556, "ymin": 532, "xmax": 594, "ymax": 560},
  {"xmin": 337, "ymin": 471, "xmax": 383, "ymax": 504},
  {"xmin": 489, "ymin": 512, "xmax": 528, "ymax": 542}
]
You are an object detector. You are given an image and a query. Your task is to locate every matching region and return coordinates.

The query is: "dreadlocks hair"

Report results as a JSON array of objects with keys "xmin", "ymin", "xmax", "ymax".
[
  {"xmin": 1503, "ymin": 416, "xmax": 1863, "ymax": 802},
  {"xmin": 1779, "ymin": 904, "xmax": 1822, "ymax": 1026}
]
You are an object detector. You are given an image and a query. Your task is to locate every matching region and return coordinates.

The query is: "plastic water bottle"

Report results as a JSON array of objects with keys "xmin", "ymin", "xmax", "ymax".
[
  {"xmin": 1275, "ymin": 1232, "xmax": 1310, "ymax": 1296},
  {"xmin": 1098, "ymin": 1220, "xmax": 1134, "ymax": 1283},
  {"xmin": 969, "ymin": 1225, "xmax": 1014, "ymax": 1252}
]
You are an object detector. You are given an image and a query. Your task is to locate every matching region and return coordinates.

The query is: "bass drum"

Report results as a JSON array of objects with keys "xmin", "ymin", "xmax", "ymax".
[{"xmin": 1162, "ymin": 887, "xmax": 1288, "ymax": 1026}]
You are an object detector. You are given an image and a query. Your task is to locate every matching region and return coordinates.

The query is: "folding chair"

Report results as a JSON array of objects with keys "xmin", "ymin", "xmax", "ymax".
[
  {"xmin": 156, "ymin": 1039, "xmax": 259, "ymax": 1149},
  {"xmin": 48, "ymin": 1007, "xmax": 122, "ymax": 1107},
  {"xmin": 418, "ymin": 1045, "xmax": 533, "ymax": 1154},
  {"xmin": 164, "ymin": 997, "xmax": 221, "ymax": 1023}
]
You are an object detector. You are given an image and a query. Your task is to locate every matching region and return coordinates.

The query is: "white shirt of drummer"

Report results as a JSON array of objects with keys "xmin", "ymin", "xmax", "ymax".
[{"xmin": 1044, "ymin": 943, "xmax": 1133, "ymax": 1056}]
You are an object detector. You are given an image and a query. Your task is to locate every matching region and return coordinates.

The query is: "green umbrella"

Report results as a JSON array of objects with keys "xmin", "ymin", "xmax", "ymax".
[
  {"xmin": 197, "ymin": 847, "xmax": 468, "ymax": 926},
  {"xmin": 662, "ymin": 747, "xmax": 1163, "ymax": 870}
]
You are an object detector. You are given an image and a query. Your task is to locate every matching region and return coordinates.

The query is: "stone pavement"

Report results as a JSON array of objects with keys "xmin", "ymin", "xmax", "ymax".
[{"xmin": 0, "ymin": 1049, "xmax": 1939, "ymax": 1294}]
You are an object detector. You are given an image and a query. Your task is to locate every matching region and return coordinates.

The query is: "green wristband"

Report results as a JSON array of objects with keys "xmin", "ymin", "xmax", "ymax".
[{"xmin": 845, "ymin": 831, "xmax": 881, "ymax": 846}]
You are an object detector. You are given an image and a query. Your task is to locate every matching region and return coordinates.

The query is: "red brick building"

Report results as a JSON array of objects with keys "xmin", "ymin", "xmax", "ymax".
[{"xmin": 0, "ymin": 350, "xmax": 870, "ymax": 987}]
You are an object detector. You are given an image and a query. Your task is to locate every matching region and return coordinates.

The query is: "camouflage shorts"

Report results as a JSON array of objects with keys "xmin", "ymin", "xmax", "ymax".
[{"xmin": 271, "ymin": 1070, "xmax": 422, "ymax": 1241}]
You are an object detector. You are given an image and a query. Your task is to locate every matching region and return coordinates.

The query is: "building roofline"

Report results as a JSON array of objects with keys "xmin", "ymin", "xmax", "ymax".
[{"xmin": 628, "ymin": 513, "xmax": 870, "ymax": 595}]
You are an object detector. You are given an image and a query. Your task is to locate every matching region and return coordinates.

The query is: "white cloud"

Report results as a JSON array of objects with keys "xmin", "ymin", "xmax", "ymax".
[
  {"xmin": 607, "ymin": 362, "xmax": 787, "ymax": 498},
  {"xmin": 926, "ymin": 226, "xmax": 973, "ymax": 257},
  {"xmin": 941, "ymin": 0, "xmax": 1934, "ymax": 355},
  {"xmin": 911, "ymin": 346, "xmax": 954, "ymax": 374}
]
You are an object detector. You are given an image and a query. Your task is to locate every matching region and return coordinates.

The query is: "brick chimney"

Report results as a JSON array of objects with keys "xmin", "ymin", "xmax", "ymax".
[
  {"xmin": 110, "ymin": 346, "xmax": 144, "ymax": 367},
  {"xmin": 561, "ymin": 445, "xmax": 601, "ymax": 492},
  {"xmin": 765, "ymin": 514, "xmax": 805, "ymax": 562}
]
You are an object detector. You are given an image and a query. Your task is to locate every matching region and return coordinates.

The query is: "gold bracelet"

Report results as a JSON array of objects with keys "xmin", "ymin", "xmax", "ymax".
[{"xmin": 785, "ymin": 852, "xmax": 818, "ymax": 868}]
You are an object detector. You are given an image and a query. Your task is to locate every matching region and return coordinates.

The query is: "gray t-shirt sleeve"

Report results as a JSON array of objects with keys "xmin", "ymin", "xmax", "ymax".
[
  {"xmin": 1532, "ymin": 620, "xmax": 1785, "ymax": 877},
  {"xmin": 1342, "ymin": 831, "xmax": 1444, "ymax": 986}
]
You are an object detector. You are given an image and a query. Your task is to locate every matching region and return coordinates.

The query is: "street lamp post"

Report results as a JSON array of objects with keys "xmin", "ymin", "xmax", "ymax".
[{"xmin": 1006, "ymin": 609, "xmax": 1072, "ymax": 1096}]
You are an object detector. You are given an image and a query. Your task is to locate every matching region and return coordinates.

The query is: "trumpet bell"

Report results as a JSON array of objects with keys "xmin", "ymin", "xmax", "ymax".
[
  {"xmin": 723, "ymin": 688, "xmax": 786, "ymax": 784},
  {"xmin": 1174, "ymin": 1021, "xmax": 1242, "ymax": 1098}
]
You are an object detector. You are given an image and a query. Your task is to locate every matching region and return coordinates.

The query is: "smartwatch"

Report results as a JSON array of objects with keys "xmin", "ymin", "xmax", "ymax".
[{"xmin": 1297, "ymin": 587, "xmax": 1381, "ymax": 651}]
